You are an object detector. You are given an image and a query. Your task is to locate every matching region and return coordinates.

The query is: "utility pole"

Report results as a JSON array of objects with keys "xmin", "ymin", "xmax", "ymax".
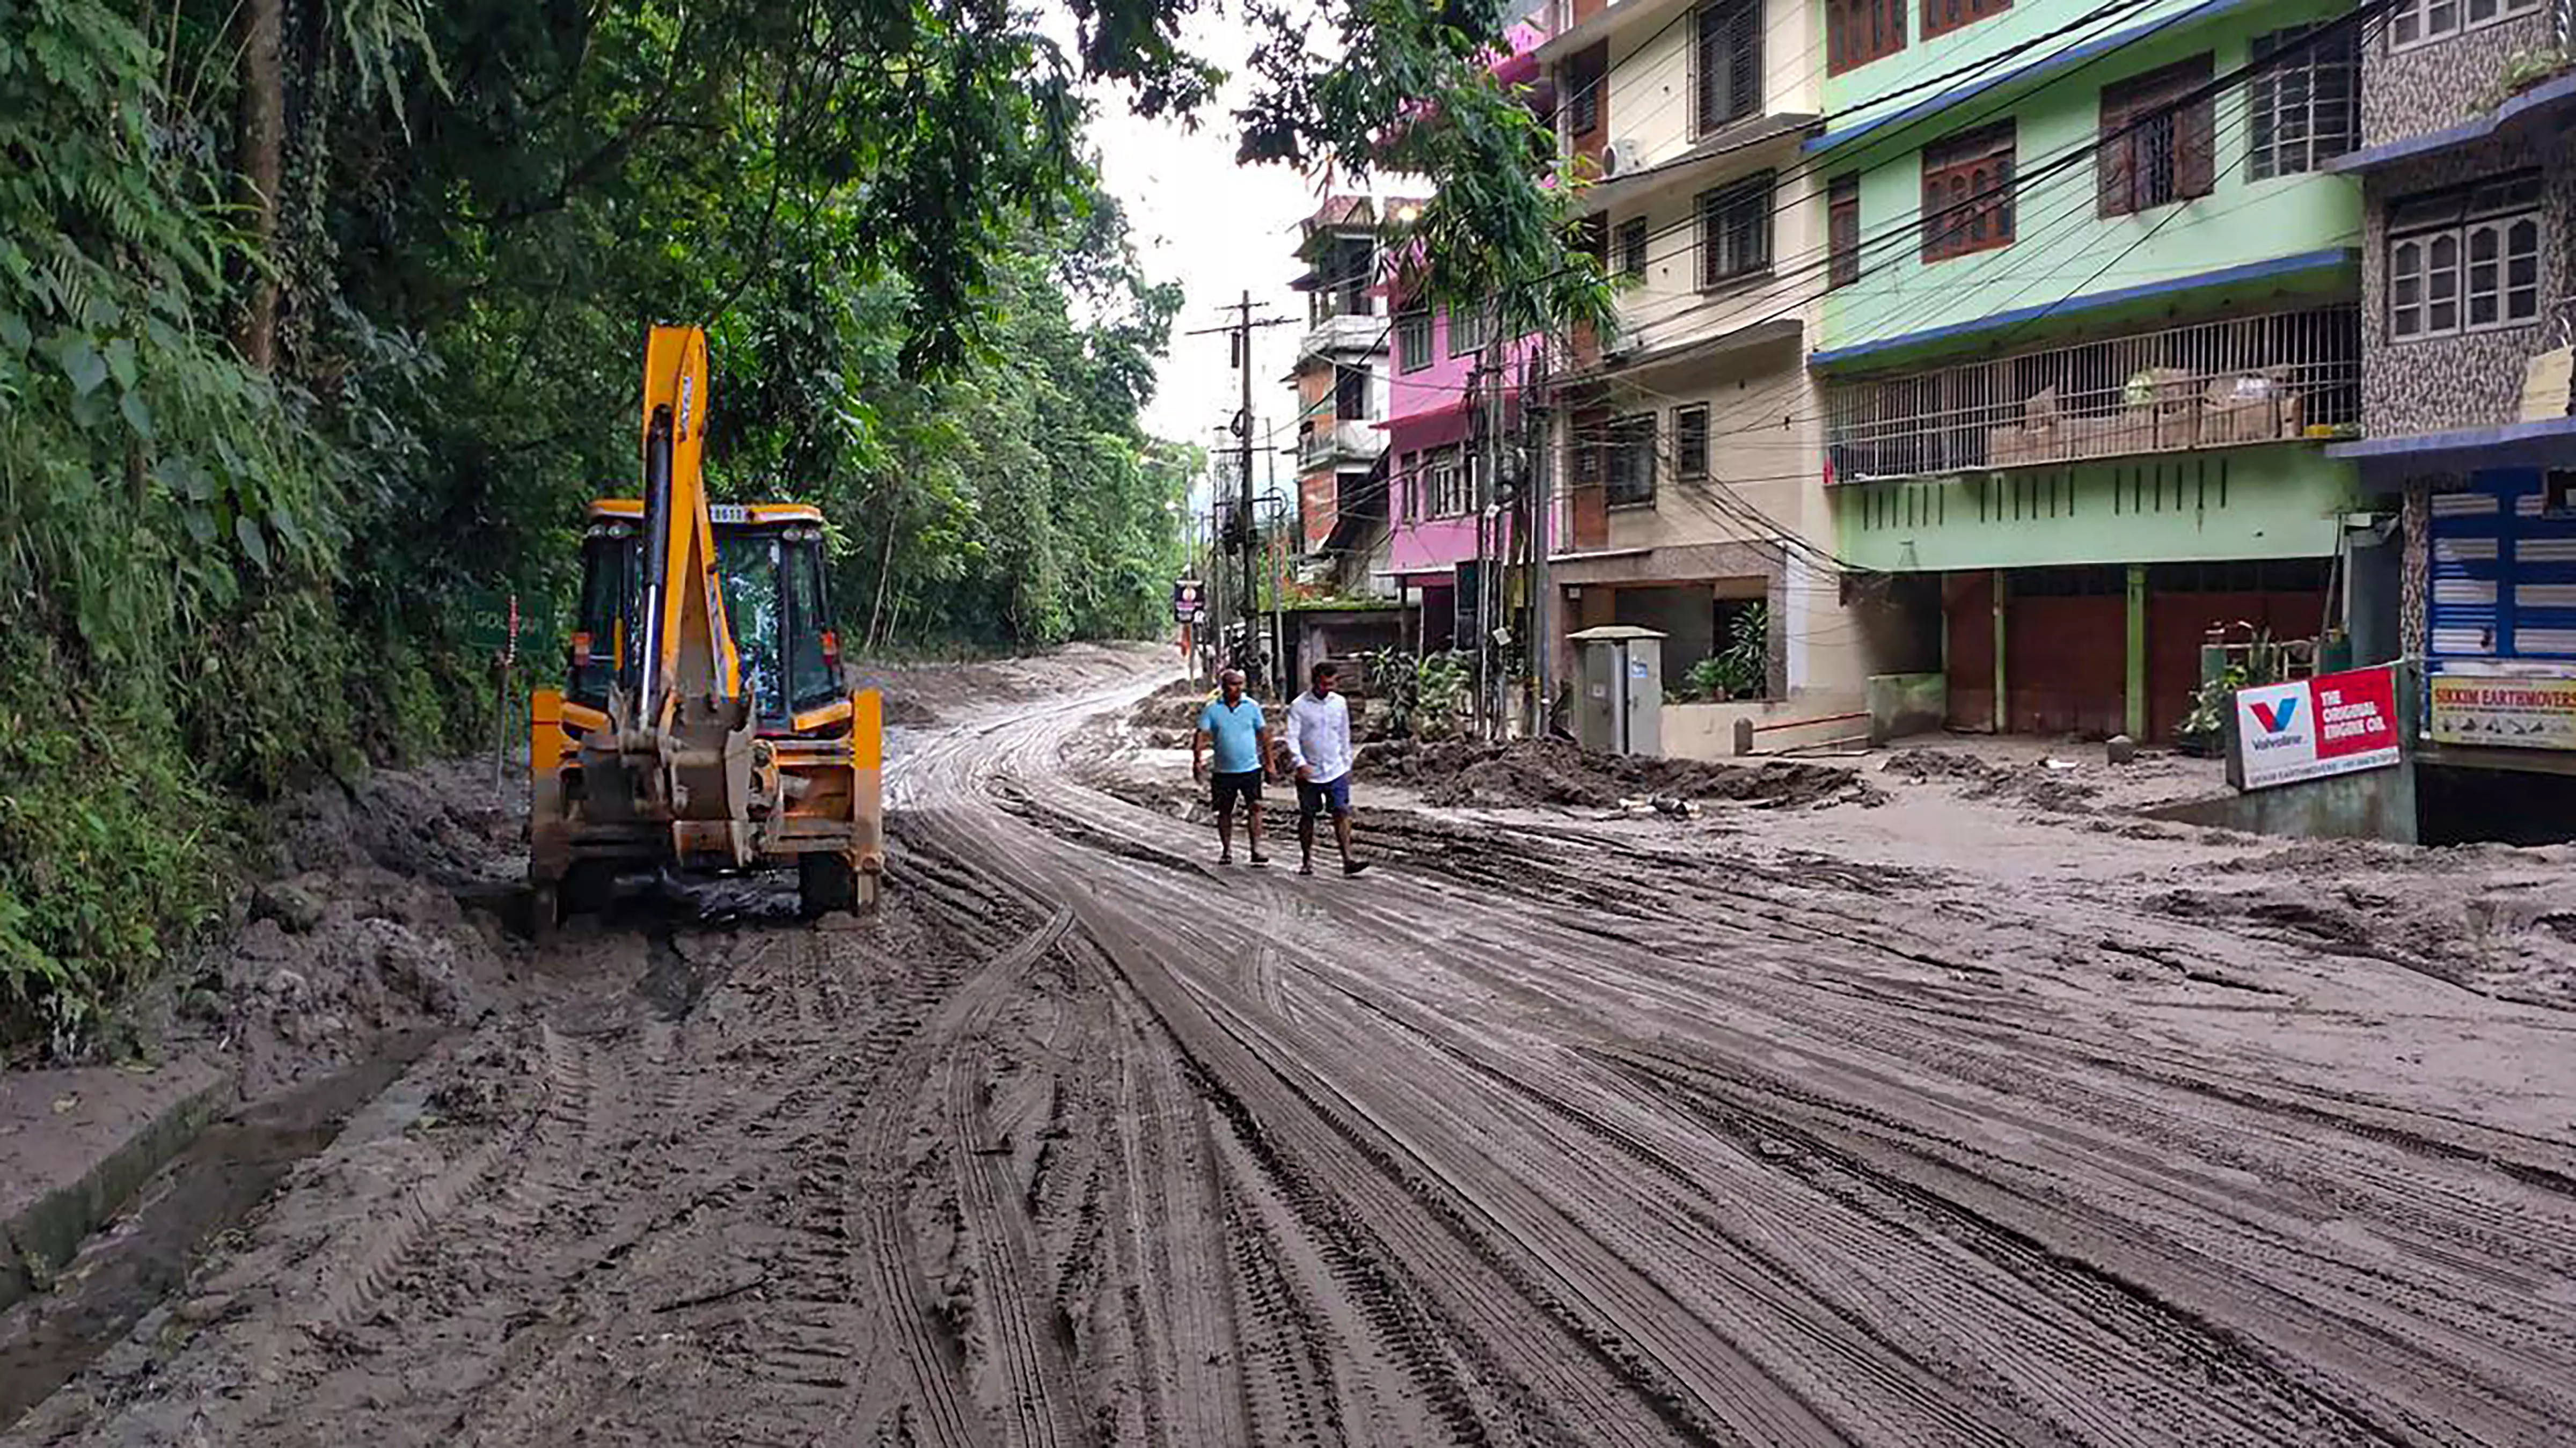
[
  {"xmin": 1529, "ymin": 341, "xmax": 1555, "ymax": 738},
  {"xmin": 1235, "ymin": 290, "xmax": 1259, "ymax": 686},
  {"xmin": 1185, "ymin": 297, "xmax": 1293, "ymax": 687}
]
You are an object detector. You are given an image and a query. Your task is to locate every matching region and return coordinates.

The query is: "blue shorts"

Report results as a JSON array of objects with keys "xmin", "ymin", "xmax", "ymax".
[{"xmin": 1297, "ymin": 775, "xmax": 1352, "ymax": 818}]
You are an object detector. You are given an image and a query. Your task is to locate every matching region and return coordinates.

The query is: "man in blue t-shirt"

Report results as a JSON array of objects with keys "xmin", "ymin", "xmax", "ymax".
[{"xmin": 1192, "ymin": 668, "xmax": 1274, "ymax": 866}]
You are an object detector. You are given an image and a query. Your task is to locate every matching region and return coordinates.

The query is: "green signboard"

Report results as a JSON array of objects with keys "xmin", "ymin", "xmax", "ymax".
[{"xmin": 458, "ymin": 589, "xmax": 550, "ymax": 659}]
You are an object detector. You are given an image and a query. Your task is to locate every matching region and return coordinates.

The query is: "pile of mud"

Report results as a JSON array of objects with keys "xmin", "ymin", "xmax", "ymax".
[
  {"xmin": 182, "ymin": 761, "xmax": 519, "ymax": 1096},
  {"xmin": 1880, "ymin": 747, "xmax": 2102, "ymax": 812},
  {"xmin": 1361, "ymin": 737, "xmax": 1886, "ymax": 811},
  {"xmin": 1126, "ymin": 679, "xmax": 1283, "ymax": 749}
]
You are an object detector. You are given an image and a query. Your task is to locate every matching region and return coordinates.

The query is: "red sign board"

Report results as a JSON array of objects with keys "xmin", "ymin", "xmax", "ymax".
[{"xmin": 2233, "ymin": 664, "xmax": 2401, "ymax": 790}]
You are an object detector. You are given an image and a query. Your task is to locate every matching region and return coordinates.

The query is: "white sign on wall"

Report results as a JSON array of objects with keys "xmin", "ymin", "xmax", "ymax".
[{"xmin": 2233, "ymin": 666, "xmax": 2402, "ymax": 791}]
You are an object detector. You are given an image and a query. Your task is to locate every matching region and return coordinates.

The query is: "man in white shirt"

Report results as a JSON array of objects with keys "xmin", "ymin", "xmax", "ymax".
[{"xmin": 1282, "ymin": 661, "xmax": 1368, "ymax": 878}]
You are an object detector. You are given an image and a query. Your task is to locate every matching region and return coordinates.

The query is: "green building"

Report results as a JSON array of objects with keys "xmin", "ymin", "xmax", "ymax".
[{"xmin": 1811, "ymin": 0, "xmax": 2371, "ymax": 738}]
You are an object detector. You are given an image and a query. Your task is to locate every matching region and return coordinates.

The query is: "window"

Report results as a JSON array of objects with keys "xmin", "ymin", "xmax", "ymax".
[
  {"xmin": 781, "ymin": 536, "xmax": 838, "ymax": 714},
  {"xmin": 2389, "ymin": 172, "xmax": 2544, "ymax": 340},
  {"xmin": 2545, "ymin": 471, "xmax": 2574, "ymax": 517},
  {"xmin": 1674, "ymin": 405, "xmax": 1710, "ymax": 479},
  {"xmin": 2246, "ymin": 26, "xmax": 2358, "ymax": 180},
  {"xmin": 1448, "ymin": 304, "xmax": 1488, "ymax": 357},
  {"xmin": 1567, "ymin": 45, "xmax": 1606, "ymax": 137},
  {"xmin": 2391, "ymin": 0, "xmax": 2540, "ymax": 49},
  {"xmin": 1334, "ymin": 363, "xmax": 1370, "ymax": 421},
  {"xmin": 1396, "ymin": 309, "xmax": 1432, "ymax": 372},
  {"xmin": 1922, "ymin": 0, "xmax": 2008, "ymax": 38},
  {"xmin": 1828, "ymin": 174, "xmax": 1861, "ymax": 289},
  {"xmin": 1920, "ymin": 124, "xmax": 2015, "ymax": 262},
  {"xmin": 1698, "ymin": 171, "xmax": 1774, "ymax": 288},
  {"xmin": 1607, "ymin": 414, "xmax": 1657, "ymax": 507},
  {"xmin": 717, "ymin": 532, "xmax": 784, "ymax": 723},
  {"xmin": 1694, "ymin": 0, "xmax": 1762, "ymax": 137},
  {"xmin": 1425, "ymin": 445, "xmax": 1473, "ymax": 517},
  {"xmin": 1828, "ymin": 0, "xmax": 1905, "ymax": 75},
  {"xmin": 1617, "ymin": 217, "xmax": 1650, "ymax": 277},
  {"xmin": 2099, "ymin": 56, "xmax": 2215, "ymax": 216}
]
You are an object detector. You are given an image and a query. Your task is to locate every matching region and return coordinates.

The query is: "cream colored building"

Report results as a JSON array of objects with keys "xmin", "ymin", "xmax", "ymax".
[{"xmin": 1540, "ymin": 0, "xmax": 1909, "ymax": 749}]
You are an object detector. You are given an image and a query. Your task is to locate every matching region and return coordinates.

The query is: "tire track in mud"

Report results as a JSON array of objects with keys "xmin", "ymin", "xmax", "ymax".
[
  {"xmin": 852, "ymin": 907, "xmax": 1073, "ymax": 1447},
  {"xmin": 993, "ymin": 710, "xmax": 2576, "ymax": 1447},
  {"xmin": 939, "ymin": 949, "xmax": 1089, "ymax": 1446}
]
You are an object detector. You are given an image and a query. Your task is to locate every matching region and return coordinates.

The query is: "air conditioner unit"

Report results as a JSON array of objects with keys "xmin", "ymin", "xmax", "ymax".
[{"xmin": 1601, "ymin": 138, "xmax": 1642, "ymax": 177}]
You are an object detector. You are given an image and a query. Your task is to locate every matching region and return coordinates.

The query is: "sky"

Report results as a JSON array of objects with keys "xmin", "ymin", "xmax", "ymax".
[{"xmin": 1060, "ymin": 10, "xmax": 1330, "ymax": 487}]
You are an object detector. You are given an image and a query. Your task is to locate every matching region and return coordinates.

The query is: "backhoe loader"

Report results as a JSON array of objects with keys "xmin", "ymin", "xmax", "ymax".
[{"xmin": 526, "ymin": 325, "xmax": 884, "ymax": 924}]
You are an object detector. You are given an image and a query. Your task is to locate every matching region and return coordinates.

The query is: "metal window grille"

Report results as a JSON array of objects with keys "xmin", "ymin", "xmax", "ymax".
[
  {"xmin": 1448, "ymin": 304, "xmax": 1488, "ymax": 357},
  {"xmin": 1694, "ymin": 0, "xmax": 1761, "ymax": 136},
  {"xmin": 2391, "ymin": 0, "xmax": 2539, "ymax": 49},
  {"xmin": 2389, "ymin": 173, "xmax": 2545, "ymax": 340},
  {"xmin": 1674, "ymin": 405, "xmax": 1711, "ymax": 478},
  {"xmin": 1618, "ymin": 217, "xmax": 1650, "ymax": 276},
  {"xmin": 2099, "ymin": 56, "xmax": 2215, "ymax": 217},
  {"xmin": 1698, "ymin": 172, "xmax": 1774, "ymax": 288},
  {"xmin": 1426, "ymin": 445, "xmax": 1474, "ymax": 517},
  {"xmin": 1606, "ymin": 414, "xmax": 1658, "ymax": 505},
  {"xmin": 1824, "ymin": 305, "xmax": 2361, "ymax": 481},
  {"xmin": 1567, "ymin": 47, "xmax": 1604, "ymax": 135},
  {"xmin": 1396, "ymin": 310, "xmax": 1432, "ymax": 373},
  {"xmin": 2247, "ymin": 26, "xmax": 2358, "ymax": 180}
]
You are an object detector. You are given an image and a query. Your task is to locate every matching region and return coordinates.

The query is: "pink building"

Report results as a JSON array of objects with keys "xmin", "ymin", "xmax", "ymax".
[{"xmin": 1382, "ymin": 20, "xmax": 1552, "ymax": 649}]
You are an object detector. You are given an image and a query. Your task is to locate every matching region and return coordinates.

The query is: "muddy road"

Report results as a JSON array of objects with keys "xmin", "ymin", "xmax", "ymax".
[{"xmin": 9, "ymin": 659, "xmax": 2576, "ymax": 1446}]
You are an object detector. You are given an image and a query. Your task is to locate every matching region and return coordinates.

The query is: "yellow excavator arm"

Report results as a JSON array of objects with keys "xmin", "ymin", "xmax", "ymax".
[{"xmin": 637, "ymin": 325, "xmax": 741, "ymax": 719}]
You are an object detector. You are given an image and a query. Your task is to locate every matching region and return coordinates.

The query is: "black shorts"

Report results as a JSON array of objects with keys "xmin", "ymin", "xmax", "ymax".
[{"xmin": 1212, "ymin": 770, "xmax": 1263, "ymax": 811}]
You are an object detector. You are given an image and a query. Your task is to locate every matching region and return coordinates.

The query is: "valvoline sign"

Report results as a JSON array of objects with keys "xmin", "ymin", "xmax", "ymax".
[{"xmin": 2234, "ymin": 665, "xmax": 2401, "ymax": 791}]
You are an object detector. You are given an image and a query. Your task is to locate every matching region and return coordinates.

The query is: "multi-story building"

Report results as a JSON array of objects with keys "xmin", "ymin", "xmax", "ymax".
[
  {"xmin": 1287, "ymin": 194, "xmax": 1402, "ymax": 565},
  {"xmin": 1541, "ymin": 0, "xmax": 1877, "ymax": 725},
  {"xmin": 1815, "ymin": 0, "xmax": 2370, "ymax": 738},
  {"xmin": 2321, "ymin": 9, "xmax": 2574, "ymax": 811},
  {"xmin": 1280, "ymin": 195, "xmax": 1413, "ymax": 679},
  {"xmin": 1384, "ymin": 19, "xmax": 1554, "ymax": 654}
]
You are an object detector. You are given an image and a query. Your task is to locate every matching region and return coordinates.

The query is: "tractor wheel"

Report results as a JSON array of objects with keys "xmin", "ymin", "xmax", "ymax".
[
  {"xmin": 561, "ymin": 861, "xmax": 618, "ymax": 920},
  {"xmin": 798, "ymin": 853, "xmax": 859, "ymax": 918},
  {"xmin": 525, "ymin": 882, "xmax": 560, "ymax": 941}
]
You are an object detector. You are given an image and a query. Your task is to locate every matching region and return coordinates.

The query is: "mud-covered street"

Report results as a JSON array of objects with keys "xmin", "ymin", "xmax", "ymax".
[{"xmin": 9, "ymin": 649, "xmax": 2576, "ymax": 1447}]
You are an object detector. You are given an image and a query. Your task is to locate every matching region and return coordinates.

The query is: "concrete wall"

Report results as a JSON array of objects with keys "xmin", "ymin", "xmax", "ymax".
[
  {"xmin": 1831, "ymin": 444, "xmax": 2357, "ymax": 572},
  {"xmin": 1603, "ymin": 0, "xmax": 1821, "ymax": 171},
  {"xmin": 1662, "ymin": 693, "xmax": 1869, "ymax": 759},
  {"xmin": 2147, "ymin": 756, "xmax": 2421, "ymax": 843}
]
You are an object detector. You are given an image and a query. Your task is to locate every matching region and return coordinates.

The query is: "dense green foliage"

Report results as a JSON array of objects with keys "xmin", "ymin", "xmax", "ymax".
[{"xmin": 0, "ymin": 0, "xmax": 1605, "ymax": 1051}]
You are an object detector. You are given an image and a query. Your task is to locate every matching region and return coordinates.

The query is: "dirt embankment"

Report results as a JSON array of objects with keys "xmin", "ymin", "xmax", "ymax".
[
  {"xmin": 161, "ymin": 761, "xmax": 523, "ymax": 1099},
  {"xmin": 2142, "ymin": 837, "xmax": 2576, "ymax": 1006},
  {"xmin": 1360, "ymin": 736, "xmax": 1887, "ymax": 811},
  {"xmin": 1122, "ymin": 678, "xmax": 1290, "ymax": 749}
]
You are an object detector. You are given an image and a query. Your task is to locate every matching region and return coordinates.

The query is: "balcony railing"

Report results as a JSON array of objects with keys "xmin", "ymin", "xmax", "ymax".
[
  {"xmin": 1298, "ymin": 312, "xmax": 1386, "ymax": 365},
  {"xmin": 1825, "ymin": 305, "xmax": 2361, "ymax": 482},
  {"xmin": 1299, "ymin": 419, "xmax": 1384, "ymax": 469}
]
